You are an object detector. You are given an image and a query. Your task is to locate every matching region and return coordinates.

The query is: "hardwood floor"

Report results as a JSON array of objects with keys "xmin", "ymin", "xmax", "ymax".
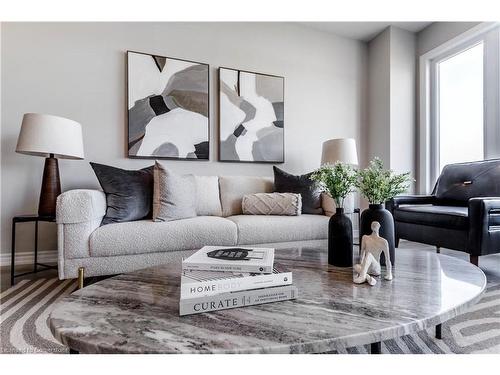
[{"xmin": 0, "ymin": 264, "xmax": 58, "ymax": 292}]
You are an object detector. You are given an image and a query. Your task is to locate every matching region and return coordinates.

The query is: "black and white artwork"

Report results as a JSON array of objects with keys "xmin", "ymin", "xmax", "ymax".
[
  {"xmin": 127, "ymin": 51, "xmax": 209, "ymax": 159},
  {"xmin": 219, "ymin": 68, "xmax": 284, "ymax": 163}
]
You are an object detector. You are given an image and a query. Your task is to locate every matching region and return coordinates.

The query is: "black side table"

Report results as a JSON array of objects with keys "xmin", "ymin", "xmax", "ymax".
[{"xmin": 11, "ymin": 215, "xmax": 57, "ymax": 286}]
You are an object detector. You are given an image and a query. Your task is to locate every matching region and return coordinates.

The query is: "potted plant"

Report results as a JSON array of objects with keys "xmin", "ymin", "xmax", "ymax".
[
  {"xmin": 311, "ymin": 163, "xmax": 357, "ymax": 267},
  {"xmin": 356, "ymin": 157, "xmax": 413, "ymax": 265}
]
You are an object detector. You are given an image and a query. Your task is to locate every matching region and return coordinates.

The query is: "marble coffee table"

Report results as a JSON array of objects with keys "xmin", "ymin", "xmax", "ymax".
[{"xmin": 49, "ymin": 244, "xmax": 486, "ymax": 354}]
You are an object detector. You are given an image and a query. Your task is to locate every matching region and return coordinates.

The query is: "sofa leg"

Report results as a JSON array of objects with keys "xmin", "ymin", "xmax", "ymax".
[
  {"xmin": 77, "ymin": 267, "xmax": 85, "ymax": 290},
  {"xmin": 395, "ymin": 237, "xmax": 400, "ymax": 248},
  {"xmin": 436, "ymin": 246, "xmax": 440, "ymax": 254},
  {"xmin": 470, "ymin": 255, "xmax": 479, "ymax": 267}
]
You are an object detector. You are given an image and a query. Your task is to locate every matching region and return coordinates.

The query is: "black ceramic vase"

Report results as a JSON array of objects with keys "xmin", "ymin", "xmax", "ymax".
[
  {"xmin": 360, "ymin": 204, "xmax": 395, "ymax": 265},
  {"xmin": 328, "ymin": 208, "xmax": 353, "ymax": 267}
]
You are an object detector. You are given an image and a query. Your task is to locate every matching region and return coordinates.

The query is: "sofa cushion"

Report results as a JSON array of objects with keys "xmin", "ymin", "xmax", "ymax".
[
  {"xmin": 219, "ymin": 176, "xmax": 274, "ymax": 217},
  {"xmin": 228, "ymin": 214, "xmax": 329, "ymax": 245},
  {"xmin": 394, "ymin": 205, "xmax": 468, "ymax": 230},
  {"xmin": 153, "ymin": 162, "xmax": 197, "ymax": 222},
  {"xmin": 273, "ymin": 166, "xmax": 323, "ymax": 214},
  {"xmin": 242, "ymin": 193, "xmax": 302, "ymax": 216},
  {"xmin": 321, "ymin": 192, "xmax": 336, "ymax": 217},
  {"xmin": 90, "ymin": 162, "xmax": 154, "ymax": 225},
  {"xmin": 195, "ymin": 176, "xmax": 222, "ymax": 216},
  {"xmin": 90, "ymin": 217, "xmax": 237, "ymax": 257}
]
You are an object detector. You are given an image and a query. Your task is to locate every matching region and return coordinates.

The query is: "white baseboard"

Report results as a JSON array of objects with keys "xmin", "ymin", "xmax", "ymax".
[{"xmin": 0, "ymin": 250, "xmax": 58, "ymax": 267}]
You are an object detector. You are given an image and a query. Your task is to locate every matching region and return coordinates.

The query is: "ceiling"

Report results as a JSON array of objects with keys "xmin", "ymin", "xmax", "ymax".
[{"xmin": 299, "ymin": 22, "xmax": 432, "ymax": 42}]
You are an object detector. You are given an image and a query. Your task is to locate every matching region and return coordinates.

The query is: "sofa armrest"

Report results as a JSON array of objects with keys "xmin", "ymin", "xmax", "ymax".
[
  {"xmin": 386, "ymin": 195, "xmax": 435, "ymax": 215},
  {"xmin": 468, "ymin": 197, "xmax": 500, "ymax": 256},
  {"xmin": 56, "ymin": 189, "xmax": 106, "ymax": 224},
  {"xmin": 56, "ymin": 190, "xmax": 106, "ymax": 278}
]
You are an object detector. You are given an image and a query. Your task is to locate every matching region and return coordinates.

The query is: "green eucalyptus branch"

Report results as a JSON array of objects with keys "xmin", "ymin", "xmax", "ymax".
[
  {"xmin": 310, "ymin": 163, "xmax": 357, "ymax": 208},
  {"xmin": 356, "ymin": 157, "xmax": 413, "ymax": 204}
]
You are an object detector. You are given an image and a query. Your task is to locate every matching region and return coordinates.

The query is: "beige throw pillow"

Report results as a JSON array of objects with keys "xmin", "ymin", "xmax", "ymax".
[
  {"xmin": 242, "ymin": 193, "xmax": 302, "ymax": 216},
  {"xmin": 153, "ymin": 162, "xmax": 197, "ymax": 222},
  {"xmin": 321, "ymin": 192, "xmax": 336, "ymax": 217},
  {"xmin": 219, "ymin": 176, "xmax": 274, "ymax": 217}
]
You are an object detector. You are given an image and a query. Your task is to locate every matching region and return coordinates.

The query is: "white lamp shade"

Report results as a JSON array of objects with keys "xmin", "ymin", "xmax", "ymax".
[
  {"xmin": 321, "ymin": 138, "xmax": 358, "ymax": 166},
  {"xmin": 16, "ymin": 113, "xmax": 84, "ymax": 159}
]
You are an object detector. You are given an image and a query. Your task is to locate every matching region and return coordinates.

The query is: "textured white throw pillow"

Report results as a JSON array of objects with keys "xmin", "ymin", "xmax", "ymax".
[
  {"xmin": 194, "ymin": 176, "xmax": 222, "ymax": 216},
  {"xmin": 153, "ymin": 162, "xmax": 197, "ymax": 222},
  {"xmin": 242, "ymin": 193, "xmax": 302, "ymax": 216}
]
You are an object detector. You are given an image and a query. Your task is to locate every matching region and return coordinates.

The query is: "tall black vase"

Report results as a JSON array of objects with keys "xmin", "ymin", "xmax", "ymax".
[
  {"xmin": 360, "ymin": 204, "xmax": 395, "ymax": 265},
  {"xmin": 328, "ymin": 208, "xmax": 353, "ymax": 267}
]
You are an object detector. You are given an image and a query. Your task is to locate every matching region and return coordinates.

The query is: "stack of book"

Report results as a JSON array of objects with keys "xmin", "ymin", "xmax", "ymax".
[{"xmin": 179, "ymin": 246, "xmax": 297, "ymax": 316}]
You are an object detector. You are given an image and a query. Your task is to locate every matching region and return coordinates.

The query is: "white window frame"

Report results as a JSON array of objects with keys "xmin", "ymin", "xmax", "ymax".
[{"xmin": 419, "ymin": 22, "xmax": 500, "ymax": 193}]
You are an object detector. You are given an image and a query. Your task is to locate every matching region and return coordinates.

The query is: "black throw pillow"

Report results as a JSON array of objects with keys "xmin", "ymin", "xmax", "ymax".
[
  {"xmin": 273, "ymin": 166, "xmax": 323, "ymax": 215},
  {"xmin": 90, "ymin": 162, "xmax": 154, "ymax": 225}
]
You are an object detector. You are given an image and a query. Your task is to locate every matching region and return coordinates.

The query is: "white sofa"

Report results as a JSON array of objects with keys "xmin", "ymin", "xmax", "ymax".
[{"xmin": 56, "ymin": 176, "xmax": 331, "ymax": 280}]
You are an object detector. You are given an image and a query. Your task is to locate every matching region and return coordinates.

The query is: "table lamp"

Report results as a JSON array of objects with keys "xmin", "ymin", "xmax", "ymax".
[
  {"xmin": 321, "ymin": 138, "xmax": 359, "ymax": 213},
  {"xmin": 321, "ymin": 138, "xmax": 359, "ymax": 166},
  {"xmin": 16, "ymin": 113, "xmax": 84, "ymax": 218}
]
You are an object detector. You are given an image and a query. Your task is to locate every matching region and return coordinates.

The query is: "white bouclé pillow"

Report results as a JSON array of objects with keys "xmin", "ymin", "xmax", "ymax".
[
  {"xmin": 153, "ymin": 162, "xmax": 197, "ymax": 222},
  {"xmin": 195, "ymin": 176, "xmax": 222, "ymax": 216}
]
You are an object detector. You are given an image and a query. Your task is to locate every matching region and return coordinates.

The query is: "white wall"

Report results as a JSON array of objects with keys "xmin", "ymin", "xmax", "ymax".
[
  {"xmin": 367, "ymin": 26, "xmax": 416, "ymax": 187},
  {"xmin": 0, "ymin": 22, "xmax": 368, "ymax": 257},
  {"xmin": 390, "ymin": 27, "xmax": 416, "ymax": 179},
  {"xmin": 367, "ymin": 28, "xmax": 391, "ymax": 167}
]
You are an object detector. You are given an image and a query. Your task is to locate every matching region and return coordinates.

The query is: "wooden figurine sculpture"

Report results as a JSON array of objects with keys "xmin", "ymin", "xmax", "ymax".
[{"xmin": 354, "ymin": 221, "xmax": 393, "ymax": 286}]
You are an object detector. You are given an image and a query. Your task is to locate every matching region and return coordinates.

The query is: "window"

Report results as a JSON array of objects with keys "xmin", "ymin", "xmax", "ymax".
[
  {"xmin": 422, "ymin": 24, "xmax": 500, "ymax": 191},
  {"xmin": 436, "ymin": 42, "xmax": 484, "ymax": 172}
]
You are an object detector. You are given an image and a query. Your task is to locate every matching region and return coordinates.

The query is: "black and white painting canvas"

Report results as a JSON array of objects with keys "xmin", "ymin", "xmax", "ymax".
[
  {"xmin": 127, "ymin": 51, "xmax": 209, "ymax": 159},
  {"xmin": 219, "ymin": 68, "xmax": 284, "ymax": 163}
]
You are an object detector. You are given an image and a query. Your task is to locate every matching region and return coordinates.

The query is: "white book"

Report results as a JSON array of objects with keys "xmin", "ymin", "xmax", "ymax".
[
  {"xmin": 182, "ymin": 246, "xmax": 275, "ymax": 274},
  {"xmin": 179, "ymin": 284, "xmax": 298, "ymax": 316},
  {"xmin": 180, "ymin": 263, "xmax": 292, "ymax": 299}
]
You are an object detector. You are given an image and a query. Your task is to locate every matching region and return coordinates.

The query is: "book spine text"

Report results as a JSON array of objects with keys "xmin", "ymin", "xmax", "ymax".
[
  {"xmin": 181, "ymin": 272, "xmax": 292, "ymax": 299},
  {"xmin": 179, "ymin": 285, "xmax": 297, "ymax": 316}
]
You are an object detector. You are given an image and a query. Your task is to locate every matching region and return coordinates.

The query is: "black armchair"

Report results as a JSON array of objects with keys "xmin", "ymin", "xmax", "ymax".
[{"xmin": 388, "ymin": 159, "xmax": 500, "ymax": 266}]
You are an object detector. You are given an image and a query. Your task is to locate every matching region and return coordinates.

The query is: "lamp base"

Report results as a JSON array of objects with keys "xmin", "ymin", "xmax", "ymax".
[{"xmin": 38, "ymin": 154, "xmax": 61, "ymax": 218}]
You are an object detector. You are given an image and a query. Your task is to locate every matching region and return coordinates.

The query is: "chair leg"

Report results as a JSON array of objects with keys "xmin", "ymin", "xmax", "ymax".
[
  {"xmin": 436, "ymin": 246, "xmax": 440, "ymax": 254},
  {"xmin": 78, "ymin": 267, "xmax": 85, "ymax": 289},
  {"xmin": 470, "ymin": 255, "xmax": 479, "ymax": 267}
]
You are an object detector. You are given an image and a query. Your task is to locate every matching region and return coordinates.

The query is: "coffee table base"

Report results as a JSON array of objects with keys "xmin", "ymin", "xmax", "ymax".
[
  {"xmin": 370, "ymin": 342, "xmax": 381, "ymax": 354},
  {"xmin": 369, "ymin": 323, "xmax": 442, "ymax": 354},
  {"xmin": 435, "ymin": 324, "xmax": 442, "ymax": 340}
]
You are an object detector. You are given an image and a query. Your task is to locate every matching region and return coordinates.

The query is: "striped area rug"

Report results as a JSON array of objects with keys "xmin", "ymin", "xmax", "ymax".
[
  {"xmin": 1, "ymin": 278, "xmax": 499, "ymax": 354},
  {"xmin": 1, "ymin": 278, "xmax": 77, "ymax": 354}
]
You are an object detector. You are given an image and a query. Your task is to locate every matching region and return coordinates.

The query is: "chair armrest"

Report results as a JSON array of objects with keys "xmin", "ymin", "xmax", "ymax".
[
  {"xmin": 386, "ymin": 195, "xmax": 435, "ymax": 214},
  {"xmin": 56, "ymin": 189, "xmax": 106, "ymax": 224},
  {"xmin": 468, "ymin": 197, "xmax": 500, "ymax": 256}
]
